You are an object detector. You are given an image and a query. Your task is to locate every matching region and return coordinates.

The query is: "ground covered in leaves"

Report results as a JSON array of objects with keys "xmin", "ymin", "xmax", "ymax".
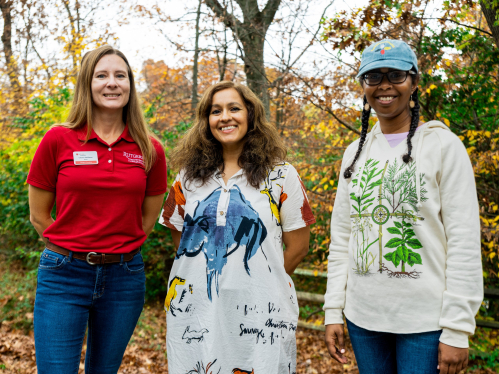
[
  {"xmin": 0, "ymin": 304, "xmax": 358, "ymax": 374},
  {"xmin": 0, "ymin": 257, "xmax": 496, "ymax": 373}
]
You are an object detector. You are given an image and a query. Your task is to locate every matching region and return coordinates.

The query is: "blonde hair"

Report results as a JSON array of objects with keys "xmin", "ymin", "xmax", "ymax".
[
  {"xmin": 54, "ymin": 45, "xmax": 157, "ymax": 172},
  {"xmin": 170, "ymin": 81, "xmax": 287, "ymax": 188}
]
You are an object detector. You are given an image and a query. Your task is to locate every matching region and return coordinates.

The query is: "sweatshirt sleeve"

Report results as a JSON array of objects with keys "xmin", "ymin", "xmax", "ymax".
[
  {"xmin": 323, "ymin": 151, "xmax": 354, "ymax": 325},
  {"xmin": 437, "ymin": 131, "xmax": 483, "ymax": 348}
]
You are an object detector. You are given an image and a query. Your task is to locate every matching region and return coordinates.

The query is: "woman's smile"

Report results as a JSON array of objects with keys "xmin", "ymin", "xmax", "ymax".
[
  {"xmin": 218, "ymin": 124, "xmax": 238, "ymax": 133},
  {"xmin": 376, "ymin": 95, "xmax": 397, "ymax": 105}
]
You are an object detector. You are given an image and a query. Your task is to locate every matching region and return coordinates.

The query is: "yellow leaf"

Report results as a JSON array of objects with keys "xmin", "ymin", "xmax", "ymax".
[
  {"xmin": 485, "ymin": 131, "xmax": 491, "ymax": 138},
  {"xmin": 437, "ymin": 113, "xmax": 441, "ymax": 118},
  {"xmin": 426, "ymin": 89, "xmax": 431, "ymax": 94},
  {"xmin": 430, "ymin": 84, "xmax": 437, "ymax": 90},
  {"xmin": 428, "ymin": 69, "xmax": 433, "ymax": 74},
  {"xmin": 443, "ymin": 118, "xmax": 450, "ymax": 126},
  {"xmin": 490, "ymin": 252, "xmax": 496, "ymax": 259}
]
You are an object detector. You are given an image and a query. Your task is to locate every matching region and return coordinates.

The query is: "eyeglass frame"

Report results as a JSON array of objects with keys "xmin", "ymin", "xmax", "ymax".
[{"xmin": 361, "ymin": 70, "xmax": 417, "ymax": 86}]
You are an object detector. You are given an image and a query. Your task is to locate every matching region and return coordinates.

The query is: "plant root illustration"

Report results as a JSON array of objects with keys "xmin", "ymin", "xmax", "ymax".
[{"xmin": 380, "ymin": 263, "xmax": 421, "ymax": 279}]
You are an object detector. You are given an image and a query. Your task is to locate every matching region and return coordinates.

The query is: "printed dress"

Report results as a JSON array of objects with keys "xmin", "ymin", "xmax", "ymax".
[{"xmin": 159, "ymin": 163, "xmax": 315, "ymax": 374}]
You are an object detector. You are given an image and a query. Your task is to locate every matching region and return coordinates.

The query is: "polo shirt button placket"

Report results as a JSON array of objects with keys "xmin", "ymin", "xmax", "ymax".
[{"xmin": 107, "ymin": 147, "xmax": 114, "ymax": 172}]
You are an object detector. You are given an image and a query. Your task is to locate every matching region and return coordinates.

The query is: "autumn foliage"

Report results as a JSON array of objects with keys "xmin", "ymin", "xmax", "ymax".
[{"xmin": 0, "ymin": 0, "xmax": 499, "ymax": 370}]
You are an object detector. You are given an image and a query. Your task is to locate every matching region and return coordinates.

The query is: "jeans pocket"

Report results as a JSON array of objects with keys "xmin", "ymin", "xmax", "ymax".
[
  {"xmin": 124, "ymin": 252, "xmax": 145, "ymax": 274},
  {"xmin": 38, "ymin": 248, "xmax": 68, "ymax": 270}
]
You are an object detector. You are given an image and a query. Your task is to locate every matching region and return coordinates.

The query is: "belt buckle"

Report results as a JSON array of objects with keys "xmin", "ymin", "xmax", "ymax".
[{"xmin": 86, "ymin": 252, "xmax": 99, "ymax": 265}]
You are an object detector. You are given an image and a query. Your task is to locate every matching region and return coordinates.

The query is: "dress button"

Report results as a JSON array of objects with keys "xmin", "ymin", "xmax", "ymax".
[
  {"xmin": 224, "ymin": 189, "xmax": 227, "ymax": 192},
  {"xmin": 108, "ymin": 148, "xmax": 112, "ymax": 151},
  {"xmin": 220, "ymin": 211, "xmax": 224, "ymax": 216},
  {"xmin": 108, "ymin": 160, "xmax": 112, "ymax": 163}
]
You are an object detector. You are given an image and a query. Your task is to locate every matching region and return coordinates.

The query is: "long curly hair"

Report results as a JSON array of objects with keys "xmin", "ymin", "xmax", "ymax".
[{"xmin": 170, "ymin": 81, "xmax": 287, "ymax": 188}]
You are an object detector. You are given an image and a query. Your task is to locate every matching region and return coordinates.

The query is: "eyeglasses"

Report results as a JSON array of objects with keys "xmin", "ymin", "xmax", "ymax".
[{"xmin": 362, "ymin": 71, "xmax": 416, "ymax": 86}]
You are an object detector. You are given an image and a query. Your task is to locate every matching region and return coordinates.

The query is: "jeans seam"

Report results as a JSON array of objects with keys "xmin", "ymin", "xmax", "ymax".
[
  {"xmin": 123, "ymin": 253, "xmax": 145, "ymax": 274},
  {"xmin": 38, "ymin": 256, "xmax": 68, "ymax": 270}
]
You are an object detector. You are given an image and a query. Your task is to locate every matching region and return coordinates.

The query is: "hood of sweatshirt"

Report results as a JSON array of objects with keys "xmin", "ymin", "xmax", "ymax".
[{"xmin": 354, "ymin": 120, "xmax": 450, "ymax": 208}]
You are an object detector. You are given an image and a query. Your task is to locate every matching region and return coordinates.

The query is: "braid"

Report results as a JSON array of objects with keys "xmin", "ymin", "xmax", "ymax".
[
  {"xmin": 402, "ymin": 88, "xmax": 420, "ymax": 163},
  {"xmin": 344, "ymin": 96, "xmax": 370, "ymax": 179}
]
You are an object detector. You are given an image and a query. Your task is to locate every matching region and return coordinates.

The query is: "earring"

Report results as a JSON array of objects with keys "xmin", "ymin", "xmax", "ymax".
[
  {"xmin": 409, "ymin": 100, "xmax": 415, "ymax": 109},
  {"xmin": 364, "ymin": 103, "xmax": 370, "ymax": 110}
]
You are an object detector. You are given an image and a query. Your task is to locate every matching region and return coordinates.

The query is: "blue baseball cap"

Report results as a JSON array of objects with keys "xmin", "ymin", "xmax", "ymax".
[{"xmin": 356, "ymin": 39, "xmax": 418, "ymax": 78}]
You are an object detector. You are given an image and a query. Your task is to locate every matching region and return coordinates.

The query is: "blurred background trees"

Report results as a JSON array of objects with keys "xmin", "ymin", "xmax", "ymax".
[{"xmin": 0, "ymin": 0, "xmax": 498, "ymax": 363}]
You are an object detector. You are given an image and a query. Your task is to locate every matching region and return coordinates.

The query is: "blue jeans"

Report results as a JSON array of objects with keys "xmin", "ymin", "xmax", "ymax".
[
  {"xmin": 34, "ymin": 248, "xmax": 146, "ymax": 374},
  {"xmin": 346, "ymin": 318, "xmax": 441, "ymax": 374}
]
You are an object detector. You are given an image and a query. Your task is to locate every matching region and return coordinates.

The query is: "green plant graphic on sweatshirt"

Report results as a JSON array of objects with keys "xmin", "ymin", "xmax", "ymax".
[
  {"xmin": 349, "ymin": 159, "xmax": 382, "ymax": 275},
  {"xmin": 382, "ymin": 207, "xmax": 423, "ymax": 278},
  {"xmin": 382, "ymin": 159, "xmax": 428, "ymax": 212},
  {"xmin": 349, "ymin": 158, "xmax": 426, "ymax": 278}
]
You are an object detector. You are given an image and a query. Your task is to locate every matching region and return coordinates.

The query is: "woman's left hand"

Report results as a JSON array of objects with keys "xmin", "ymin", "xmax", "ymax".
[{"xmin": 437, "ymin": 342, "xmax": 468, "ymax": 374}]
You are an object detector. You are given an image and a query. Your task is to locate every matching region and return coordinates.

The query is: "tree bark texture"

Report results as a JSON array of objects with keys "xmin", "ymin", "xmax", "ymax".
[
  {"xmin": 192, "ymin": 0, "xmax": 202, "ymax": 111},
  {"xmin": 480, "ymin": 1, "xmax": 499, "ymax": 47},
  {"xmin": 0, "ymin": 0, "xmax": 20, "ymax": 93},
  {"xmin": 205, "ymin": 0, "xmax": 282, "ymax": 115}
]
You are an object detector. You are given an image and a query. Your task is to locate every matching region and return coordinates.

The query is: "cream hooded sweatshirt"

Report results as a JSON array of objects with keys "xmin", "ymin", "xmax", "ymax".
[{"xmin": 323, "ymin": 121, "xmax": 483, "ymax": 348}]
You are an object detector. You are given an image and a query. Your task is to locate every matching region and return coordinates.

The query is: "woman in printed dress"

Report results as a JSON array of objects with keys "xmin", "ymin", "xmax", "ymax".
[{"xmin": 160, "ymin": 81, "xmax": 315, "ymax": 373}]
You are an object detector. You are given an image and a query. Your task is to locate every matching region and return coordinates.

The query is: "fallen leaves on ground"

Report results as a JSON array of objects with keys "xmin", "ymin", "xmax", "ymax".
[{"xmin": 0, "ymin": 304, "xmax": 495, "ymax": 373}]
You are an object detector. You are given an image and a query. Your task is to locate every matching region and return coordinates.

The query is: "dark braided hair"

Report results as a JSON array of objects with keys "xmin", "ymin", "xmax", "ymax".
[
  {"xmin": 344, "ymin": 95, "xmax": 370, "ymax": 179},
  {"xmin": 402, "ymin": 87, "xmax": 420, "ymax": 163}
]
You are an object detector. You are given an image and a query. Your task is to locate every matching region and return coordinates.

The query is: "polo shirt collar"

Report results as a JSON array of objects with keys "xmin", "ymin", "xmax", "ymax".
[
  {"xmin": 76, "ymin": 124, "xmax": 135, "ymax": 144},
  {"xmin": 120, "ymin": 125, "xmax": 135, "ymax": 143}
]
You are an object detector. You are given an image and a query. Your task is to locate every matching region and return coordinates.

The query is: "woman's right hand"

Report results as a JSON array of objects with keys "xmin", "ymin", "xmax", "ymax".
[{"xmin": 325, "ymin": 324, "xmax": 348, "ymax": 364}]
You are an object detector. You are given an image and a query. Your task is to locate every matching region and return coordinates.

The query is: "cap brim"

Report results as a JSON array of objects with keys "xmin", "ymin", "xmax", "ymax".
[{"xmin": 357, "ymin": 60, "xmax": 414, "ymax": 78}]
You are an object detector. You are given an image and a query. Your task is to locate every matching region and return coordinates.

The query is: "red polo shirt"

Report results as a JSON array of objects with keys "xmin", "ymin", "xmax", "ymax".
[{"xmin": 27, "ymin": 125, "xmax": 167, "ymax": 254}]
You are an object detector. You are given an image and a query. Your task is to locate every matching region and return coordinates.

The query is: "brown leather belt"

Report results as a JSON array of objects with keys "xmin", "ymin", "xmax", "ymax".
[{"xmin": 46, "ymin": 241, "xmax": 140, "ymax": 265}]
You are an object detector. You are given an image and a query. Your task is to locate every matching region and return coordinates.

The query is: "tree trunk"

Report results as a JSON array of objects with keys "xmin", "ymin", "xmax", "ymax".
[
  {"xmin": 240, "ymin": 34, "xmax": 269, "ymax": 113},
  {"xmin": 481, "ymin": 1, "xmax": 499, "ymax": 47},
  {"xmin": 191, "ymin": 0, "xmax": 202, "ymax": 111},
  {"xmin": 204, "ymin": 0, "xmax": 282, "ymax": 116},
  {"xmin": 0, "ymin": 0, "xmax": 20, "ymax": 94}
]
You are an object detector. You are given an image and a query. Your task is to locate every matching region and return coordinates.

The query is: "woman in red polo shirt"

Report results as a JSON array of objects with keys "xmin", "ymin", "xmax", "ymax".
[{"xmin": 27, "ymin": 45, "xmax": 167, "ymax": 374}]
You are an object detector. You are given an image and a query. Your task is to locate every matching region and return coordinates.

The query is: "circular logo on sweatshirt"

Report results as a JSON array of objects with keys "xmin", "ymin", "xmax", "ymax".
[{"xmin": 372, "ymin": 205, "xmax": 390, "ymax": 225}]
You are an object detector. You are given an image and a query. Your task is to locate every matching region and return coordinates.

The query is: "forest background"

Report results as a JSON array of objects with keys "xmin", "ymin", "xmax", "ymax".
[{"xmin": 0, "ymin": 0, "xmax": 498, "ymax": 372}]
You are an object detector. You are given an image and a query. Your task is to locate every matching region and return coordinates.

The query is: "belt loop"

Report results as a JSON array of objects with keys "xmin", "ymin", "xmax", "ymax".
[
  {"xmin": 120, "ymin": 254, "xmax": 124, "ymax": 266},
  {"xmin": 101, "ymin": 253, "xmax": 106, "ymax": 265},
  {"xmin": 68, "ymin": 251, "xmax": 73, "ymax": 262}
]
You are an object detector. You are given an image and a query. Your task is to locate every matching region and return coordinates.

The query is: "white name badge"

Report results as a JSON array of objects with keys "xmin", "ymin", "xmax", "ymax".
[{"xmin": 73, "ymin": 151, "xmax": 98, "ymax": 165}]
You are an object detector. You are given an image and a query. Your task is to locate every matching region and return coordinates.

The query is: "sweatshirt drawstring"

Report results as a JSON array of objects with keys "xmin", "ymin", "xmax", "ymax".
[
  {"xmin": 414, "ymin": 123, "xmax": 428, "ymax": 209},
  {"xmin": 355, "ymin": 123, "xmax": 379, "ymax": 197}
]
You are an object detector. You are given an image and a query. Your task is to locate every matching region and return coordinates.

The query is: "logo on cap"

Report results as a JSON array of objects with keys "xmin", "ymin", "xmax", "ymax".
[{"xmin": 371, "ymin": 41, "xmax": 395, "ymax": 55}]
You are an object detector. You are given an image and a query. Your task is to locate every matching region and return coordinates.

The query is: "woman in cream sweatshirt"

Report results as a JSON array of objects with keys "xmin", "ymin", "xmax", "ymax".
[{"xmin": 324, "ymin": 39, "xmax": 483, "ymax": 374}]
